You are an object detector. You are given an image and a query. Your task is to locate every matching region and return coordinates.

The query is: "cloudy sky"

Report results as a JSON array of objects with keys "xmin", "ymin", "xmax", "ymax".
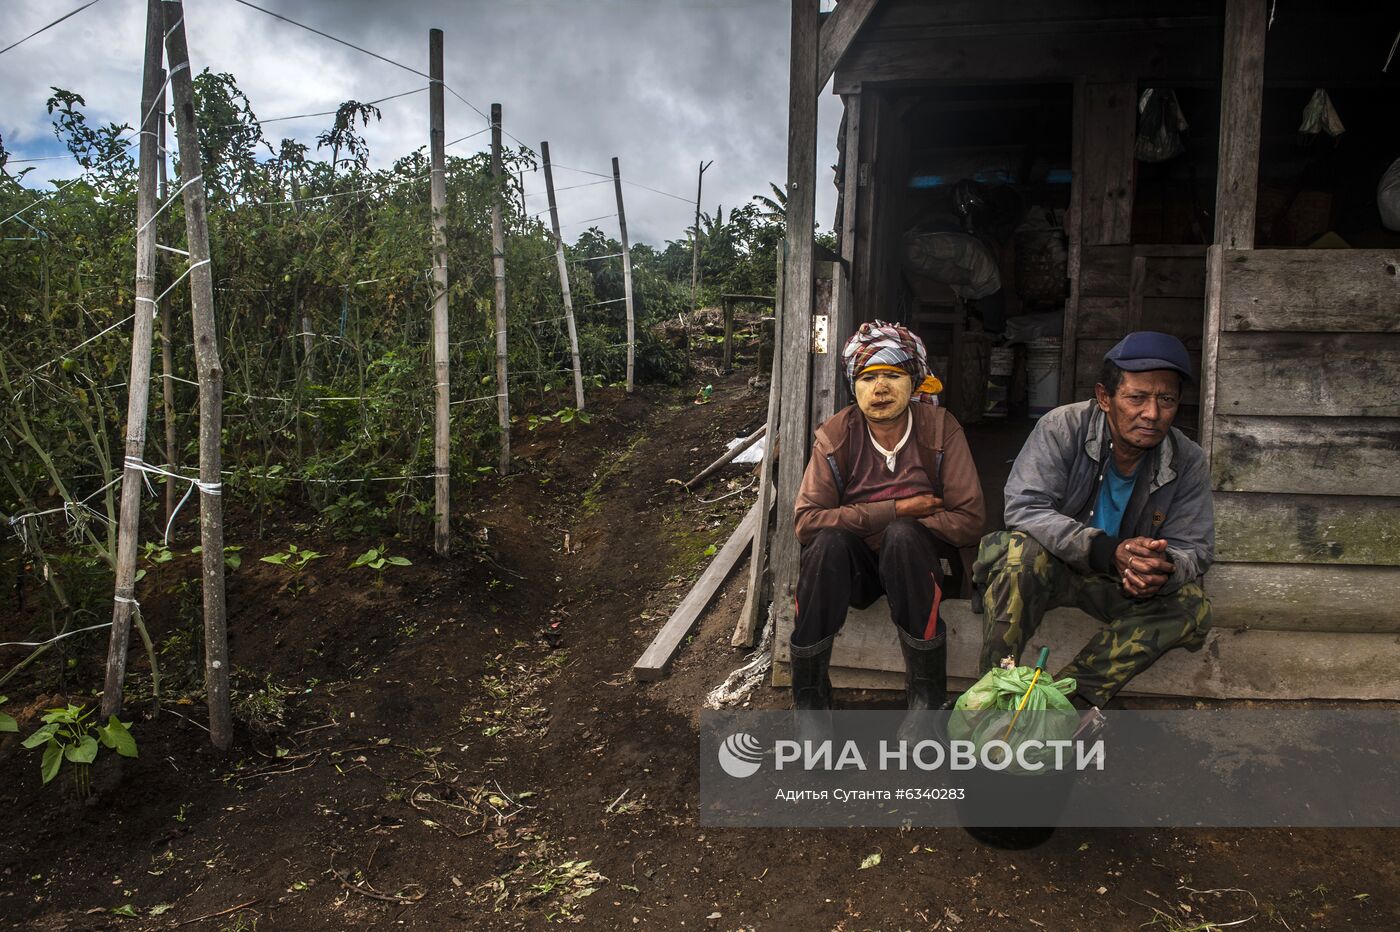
[{"xmin": 2, "ymin": 0, "xmax": 844, "ymax": 245}]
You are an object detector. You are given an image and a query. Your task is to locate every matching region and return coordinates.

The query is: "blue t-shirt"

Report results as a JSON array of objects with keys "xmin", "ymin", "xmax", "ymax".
[{"xmin": 1091, "ymin": 458, "xmax": 1136, "ymax": 537}]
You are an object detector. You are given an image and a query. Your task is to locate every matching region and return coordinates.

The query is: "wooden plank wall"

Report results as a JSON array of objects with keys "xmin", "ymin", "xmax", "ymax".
[
  {"xmin": 1203, "ymin": 248, "xmax": 1400, "ymax": 631},
  {"xmin": 1069, "ymin": 246, "xmax": 1207, "ymax": 411}
]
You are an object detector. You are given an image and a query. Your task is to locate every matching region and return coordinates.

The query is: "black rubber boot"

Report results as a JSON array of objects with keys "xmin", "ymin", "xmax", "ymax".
[
  {"xmin": 896, "ymin": 627, "xmax": 947, "ymax": 743},
  {"xmin": 790, "ymin": 634, "xmax": 835, "ymax": 746}
]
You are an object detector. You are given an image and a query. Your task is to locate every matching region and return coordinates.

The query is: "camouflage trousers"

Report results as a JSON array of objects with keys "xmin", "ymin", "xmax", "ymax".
[{"xmin": 972, "ymin": 530, "xmax": 1211, "ymax": 707}]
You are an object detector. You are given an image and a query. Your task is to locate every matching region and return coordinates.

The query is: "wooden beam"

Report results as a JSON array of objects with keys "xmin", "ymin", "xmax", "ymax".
[
  {"xmin": 832, "ymin": 28, "xmax": 1219, "ymax": 91},
  {"xmin": 1215, "ymin": 491, "xmax": 1400, "ymax": 566},
  {"xmin": 808, "ymin": 264, "xmax": 840, "ymax": 430},
  {"xmin": 633, "ymin": 500, "xmax": 761, "ymax": 680},
  {"xmin": 1213, "ymin": 0, "xmax": 1267, "ymax": 249},
  {"xmin": 817, "ymin": 0, "xmax": 880, "ymax": 92},
  {"xmin": 491, "ymin": 104, "xmax": 511, "ymax": 474},
  {"xmin": 1212, "ymin": 416, "xmax": 1400, "ymax": 497},
  {"xmin": 429, "ymin": 30, "xmax": 451, "ymax": 553},
  {"xmin": 1214, "ymin": 331, "xmax": 1400, "ymax": 418},
  {"xmin": 1079, "ymin": 82, "xmax": 1136, "ymax": 246},
  {"xmin": 1198, "ymin": 244, "xmax": 1224, "ymax": 459},
  {"xmin": 682, "ymin": 424, "xmax": 765, "ymax": 491},
  {"xmin": 774, "ymin": 599, "xmax": 1400, "ymax": 700},
  {"xmin": 771, "ymin": 0, "xmax": 821, "ymax": 675},
  {"xmin": 1059, "ymin": 77, "xmax": 1086, "ymax": 405},
  {"xmin": 1219, "ymin": 249, "xmax": 1400, "ymax": 332}
]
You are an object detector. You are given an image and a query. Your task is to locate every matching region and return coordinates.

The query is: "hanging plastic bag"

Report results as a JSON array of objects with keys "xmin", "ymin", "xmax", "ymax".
[
  {"xmin": 950, "ymin": 656, "xmax": 1078, "ymax": 774},
  {"xmin": 1299, "ymin": 89, "xmax": 1345, "ymax": 138},
  {"xmin": 1135, "ymin": 88, "xmax": 1188, "ymax": 163}
]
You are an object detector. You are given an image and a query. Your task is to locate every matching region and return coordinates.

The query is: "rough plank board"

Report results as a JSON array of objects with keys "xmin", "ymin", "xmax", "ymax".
[
  {"xmin": 1213, "ymin": 0, "xmax": 1266, "ymax": 249},
  {"xmin": 857, "ymin": 0, "xmax": 1221, "ymax": 31},
  {"xmin": 773, "ymin": 599, "xmax": 1400, "ymax": 699},
  {"xmin": 808, "ymin": 265, "xmax": 841, "ymax": 429},
  {"xmin": 1081, "ymin": 296, "xmax": 1204, "ymax": 342},
  {"xmin": 1079, "ymin": 83, "xmax": 1136, "ymax": 246},
  {"xmin": 1208, "ymin": 562, "xmax": 1400, "ymax": 633},
  {"xmin": 1214, "ymin": 331, "xmax": 1400, "ymax": 418},
  {"xmin": 1211, "ymin": 416, "xmax": 1400, "ymax": 496},
  {"xmin": 1214, "ymin": 491, "xmax": 1400, "ymax": 566},
  {"xmin": 816, "ymin": 0, "xmax": 880, "ymax": 92},
  {"xmin": 633, "ymin": 500, "xmax": 761, "ymax": 680},
  {"xmin": 1079, "ymin": 245, "xmax": 1133, "ymax": 296},
  {"xmin": 1220, "ymin": 249, "xmax": 1400, "ymax": 333},
  {"xmin": 1143, "ymin": 255, "xmax": 1207, "ymax": 298}
]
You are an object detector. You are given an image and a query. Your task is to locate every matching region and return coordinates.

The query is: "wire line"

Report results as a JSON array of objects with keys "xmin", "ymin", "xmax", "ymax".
[
  {"xmin": 0, "ymin": 0, "xmax": 107, "ymax": 57},
  {"xmin": 229, "ymin": 0, "xmax": 430, "ymax": 79}
]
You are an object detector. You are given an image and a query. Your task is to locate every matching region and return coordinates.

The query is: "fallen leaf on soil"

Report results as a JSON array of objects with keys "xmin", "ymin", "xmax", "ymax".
[{"xmin": 859, "ymin": 852, "xmax": 881, "ymax": 870}]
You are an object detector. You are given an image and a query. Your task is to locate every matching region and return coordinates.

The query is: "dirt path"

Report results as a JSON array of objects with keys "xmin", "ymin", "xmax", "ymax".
[{"xmin": 2, "ymin": 369, "xmax": 1398, "ymax": 930}]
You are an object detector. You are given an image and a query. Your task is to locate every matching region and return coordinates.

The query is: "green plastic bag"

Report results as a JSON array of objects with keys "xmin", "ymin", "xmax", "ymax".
[{"xmin": 950, "ymin": 662, "xmax": 1078, "ymax": 775}]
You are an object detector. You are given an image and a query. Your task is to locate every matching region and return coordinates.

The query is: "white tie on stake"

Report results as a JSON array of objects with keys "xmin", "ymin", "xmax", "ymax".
[{"xmin": 122, "ymin": 456, "xmax": 220, "ymax": 545}]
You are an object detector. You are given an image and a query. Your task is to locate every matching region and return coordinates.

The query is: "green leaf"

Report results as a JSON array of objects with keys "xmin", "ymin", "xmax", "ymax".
[
  {"xmin": 41, "ymin": 741, "xmax": 63, "ymax": 784},
  {"xmin": 386, "ymin": 556, "xmax": 411, "ymax": 566},
  {"xmin": 225, "ymin": 553, "xmax": 242, "ymax": 570},
  {"xmin": 65, "ymin": 735, "xmax": 98, "ymax": 764},
  {"xmin": 703, "ymin": 544, "xmax": 718, "ymax": 557},
  {"xmin": 134, "ymin": 569, "xmax": 147, "ymax": 583},
  {"xmin": 21, "ymin": 723, "xmax": 59, "ymax": 748},
  {"xmin": 111, "ymin": 904, "xmax": 138, "ymax": 918},
  {"xmin": 859, "ymin": 852, "xmax": 881, "ymax": 870},
  {"xmin": 99, "ymin": 717, "xmax": 138, "ymax": 757},
  {"xmin": 0, "ymin": 713, "xmax": 16, "ymax": 734},
  {"xmin": 149, "ymin": 903, "xmax": 173, "ymax": 916},
  {"xmin": 261, "ymin": 553, "xmax": 289, "ymax": 565}
]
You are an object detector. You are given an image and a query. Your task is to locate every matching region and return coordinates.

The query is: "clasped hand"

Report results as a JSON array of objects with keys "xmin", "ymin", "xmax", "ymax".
[{"xmin": 1115, "ymin": 537, "xmax": 1173, "ymax": 598}]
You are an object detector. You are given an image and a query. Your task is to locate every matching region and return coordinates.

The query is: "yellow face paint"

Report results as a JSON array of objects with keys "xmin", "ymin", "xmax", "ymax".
[{"xmin": 854, "ymin": 367, "xmax": 913, "ymax": 423}]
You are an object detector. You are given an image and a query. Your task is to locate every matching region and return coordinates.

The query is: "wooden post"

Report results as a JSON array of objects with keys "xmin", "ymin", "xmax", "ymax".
[
  {"xmin": 429, "ymin": 29, "xmax": 450, "ymax": 554},
  {"xmin": 690, "ymin": 160, "xmax": 711, "ymax": 317},
  {"xmin": 1214, "ymin": 0, "xmax": 1267, "ymax": 249},
  {"xmin": 163, "ymin": 0, "xmax": 231, "ymax": 750},
  {"xmin": 156, "ymin": 67, "xmax": 178, "ymax": 534},
  {"xmin": 721, "ymin": 297, "xmax": 734, "ymax": 372},
  {"xmin": 541, "ymin": 140, "xmax": 585, "ymax": 410},
  {"xmin": 612, "ymin": 157, "xmax": 636, "ymax": 393},
  {"xmin": 771, "ymin": 0, "xmax": 820, "ymax": 673},
  {"xmin": 491, "ymin": 103, "xmax": 511, "ymax": 472},
  {"xmin": 101, "ymin": 0, "xmax": 164, "ymax": 721},
  {"xmin": 734, "ymin": 245, "xmax": 786, "ymax": 647},
  {"xmin": 1059, "ymin": 76, "xmax": 1086, "ymax": 405}
]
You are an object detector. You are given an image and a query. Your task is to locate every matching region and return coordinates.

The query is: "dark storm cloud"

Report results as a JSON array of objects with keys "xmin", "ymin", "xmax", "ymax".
[{"xmin": 3, "ymin": 0, "xmax": 842, "ymax": 244}]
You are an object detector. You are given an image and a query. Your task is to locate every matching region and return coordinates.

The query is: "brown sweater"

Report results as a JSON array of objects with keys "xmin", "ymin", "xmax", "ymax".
[{"xmin": 794, "ymin": 403, "xmax": 986, "ymax": 550}]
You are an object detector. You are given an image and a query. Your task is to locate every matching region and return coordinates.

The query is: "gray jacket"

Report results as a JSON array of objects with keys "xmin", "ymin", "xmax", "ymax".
[{"xmin": 1004, "ymin": 400, "xmax": 1214, "ymax": 592}]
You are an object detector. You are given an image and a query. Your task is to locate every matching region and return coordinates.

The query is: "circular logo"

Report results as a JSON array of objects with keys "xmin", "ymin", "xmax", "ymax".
[{"xmin": 717, "ymin": 732, "xmax": 764, "ymax": 779}]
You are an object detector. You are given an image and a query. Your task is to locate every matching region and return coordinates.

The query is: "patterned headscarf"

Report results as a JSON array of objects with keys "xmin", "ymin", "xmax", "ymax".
[{"xmin": 841, "ymin": 320, "xmax": 944, "ymax": 404}]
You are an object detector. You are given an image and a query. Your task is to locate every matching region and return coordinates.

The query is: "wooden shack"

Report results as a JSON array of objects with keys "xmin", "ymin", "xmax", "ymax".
[{"xmin": 761, "ymin": 0, "xmax": 1400, "ymax": 699}]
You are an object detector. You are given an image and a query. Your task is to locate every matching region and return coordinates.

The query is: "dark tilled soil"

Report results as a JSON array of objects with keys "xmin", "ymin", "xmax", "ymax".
[{"xmin": 2, "ymin": 362, "xmax": 1398, "ymax": 931}]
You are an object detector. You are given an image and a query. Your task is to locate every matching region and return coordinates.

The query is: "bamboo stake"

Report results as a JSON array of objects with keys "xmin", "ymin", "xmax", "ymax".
[
  {"xmin": 541, "ymin": 141, "xmax": 585, "ymax": 411},
  {"xmin": 611, "ymin": 157, "xmax": 635, "ymax": 393},
  {"xmin": 429, "ymin": 29, "xmax": 450, "ymax": 554},
  {"xmin": 163, "ymin": 0, "xmax": 232, "ymax": 750},
  {"xmin": 490, "ymin": 103, "xmax": 510, "ymax": 474},
  {"xmin": 101, "ymin": 0, "xmax": 164, "ymax": 721},
  {"xmin": 682, "ymin": 424, "xmax": 766, "ymax": 491}
]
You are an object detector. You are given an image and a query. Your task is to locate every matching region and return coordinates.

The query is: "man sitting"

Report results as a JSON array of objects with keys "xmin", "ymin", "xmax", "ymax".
[
  {"xmin": 975, "ymin": 331, "xmax": 1213, "ymax": 710},
  {"xmin": 792, "ymin": 321, "xmax": 986, "ymax": 727}
]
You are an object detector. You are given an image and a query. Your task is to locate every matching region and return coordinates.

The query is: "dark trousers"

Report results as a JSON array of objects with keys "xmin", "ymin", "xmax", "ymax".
[{"xmin": 793, "ymin": 519, "xmax": 945, "ymax": 647}]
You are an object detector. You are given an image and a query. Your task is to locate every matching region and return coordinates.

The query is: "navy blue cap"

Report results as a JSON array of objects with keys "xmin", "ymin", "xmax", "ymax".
[{"xmin": 1104, "ymin": 331, "xmax": 1194, "ymax": 382}]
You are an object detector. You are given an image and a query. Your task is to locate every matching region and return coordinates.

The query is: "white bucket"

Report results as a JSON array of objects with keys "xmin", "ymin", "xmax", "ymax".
[
  {"xmin": 985, "ymin": 347, "xmax": 1014, "ymax": 417},
  {"xmin": 1026, "ymin": 337, "xmax": 1062, "ymax": 417}
]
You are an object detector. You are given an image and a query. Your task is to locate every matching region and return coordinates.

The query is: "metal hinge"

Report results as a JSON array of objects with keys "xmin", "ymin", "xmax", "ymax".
[{"xmin": 812, "ymin": 315, "xmax": 829, "ymax": 354}]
